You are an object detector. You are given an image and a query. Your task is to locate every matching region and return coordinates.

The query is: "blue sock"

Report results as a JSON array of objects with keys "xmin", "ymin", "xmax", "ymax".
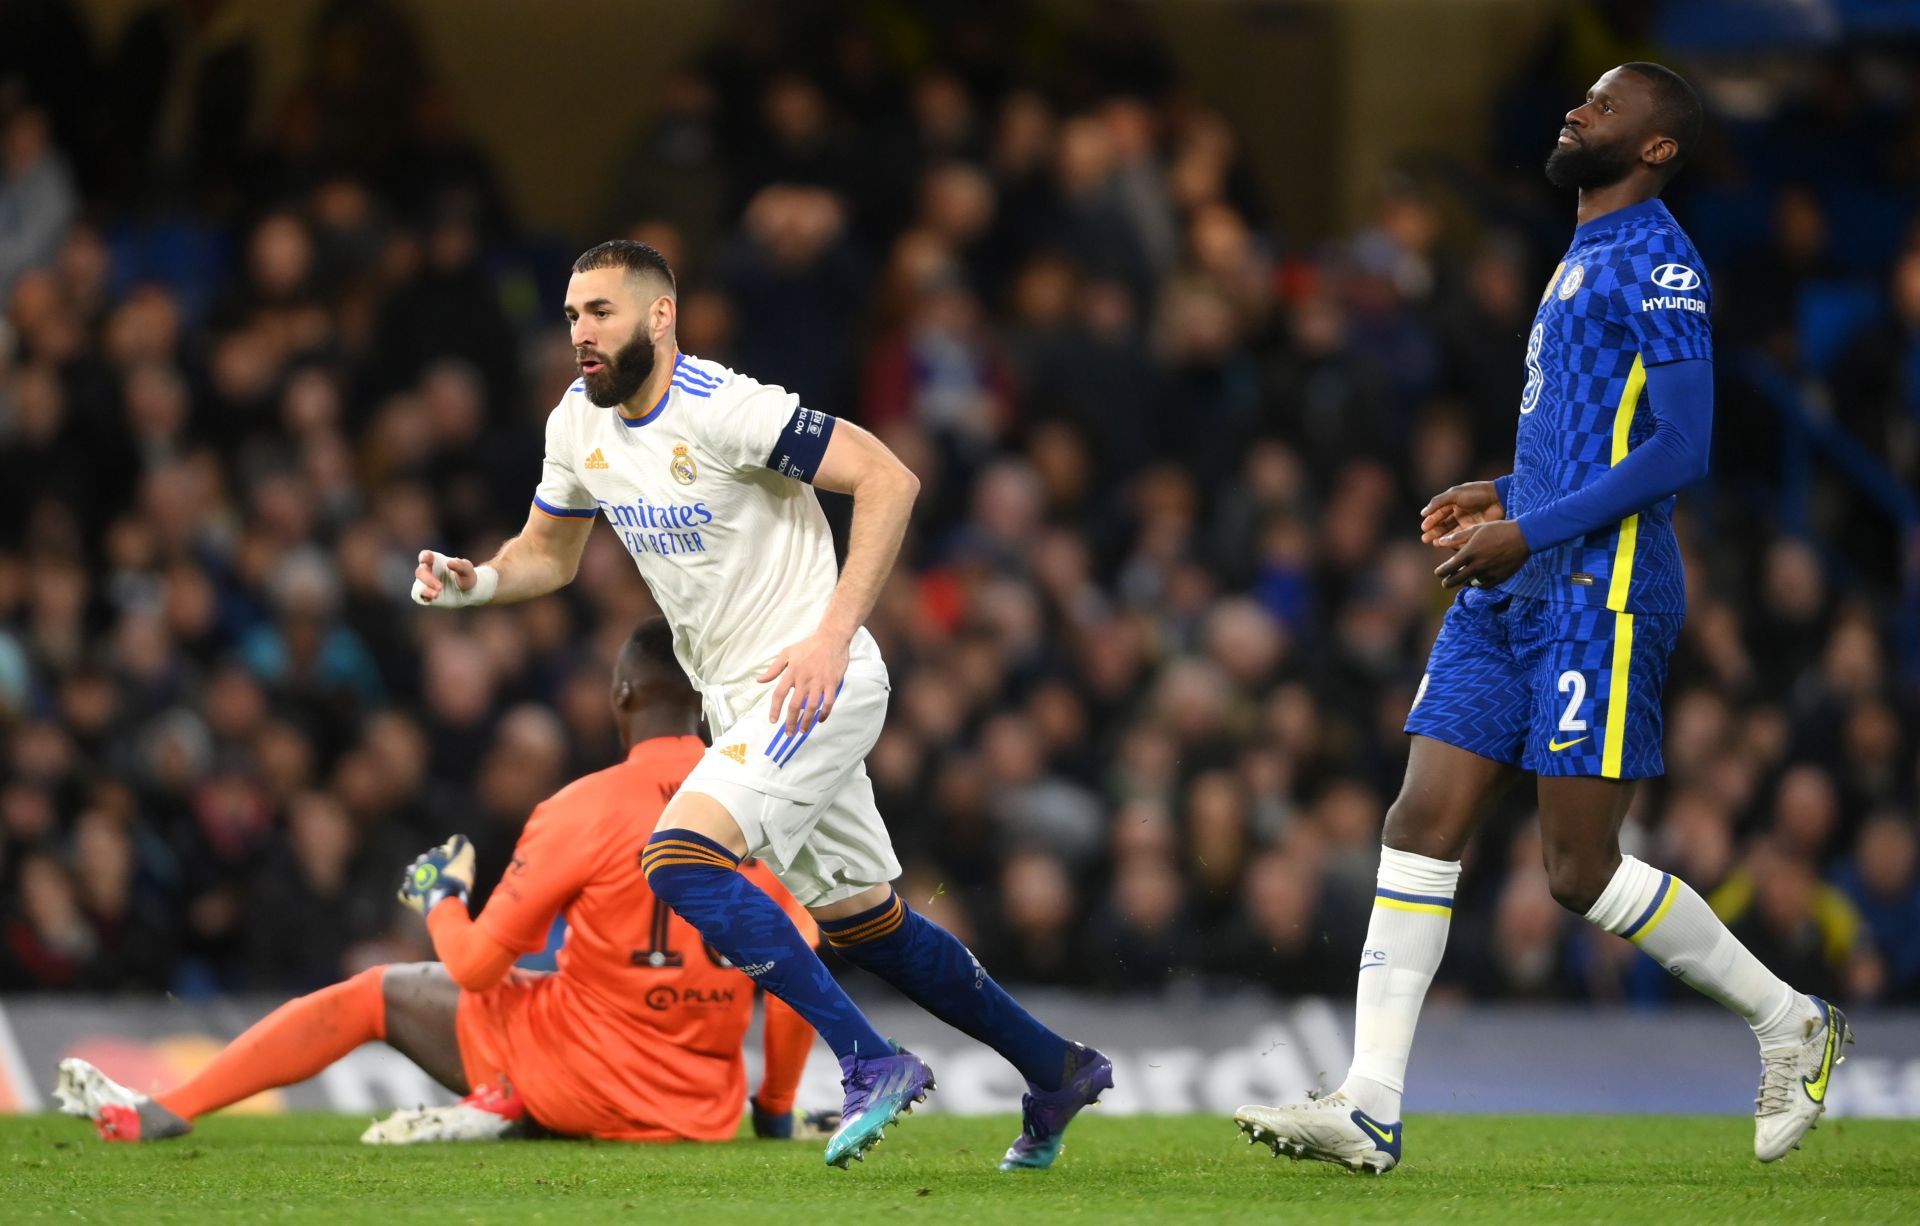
[
  {"xmin": 643, "ymin": 831, "xmax": 889, "ymax": 1063},
  {"xmin": 821, "ymin": 891, "xmax": 1072, "ymax": 1090}
]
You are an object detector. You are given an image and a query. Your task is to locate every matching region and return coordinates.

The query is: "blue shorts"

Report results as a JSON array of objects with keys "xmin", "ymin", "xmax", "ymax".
[{"xmin": 1404, "ymin": 592, "xmax": 1680, "ymax": 780}]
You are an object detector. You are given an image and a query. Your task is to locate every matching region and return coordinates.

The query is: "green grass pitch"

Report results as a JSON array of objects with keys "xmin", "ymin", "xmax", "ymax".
[{"xmin": 4, "ymin": 1114, "xmax": 1916, "ymax": 1224}]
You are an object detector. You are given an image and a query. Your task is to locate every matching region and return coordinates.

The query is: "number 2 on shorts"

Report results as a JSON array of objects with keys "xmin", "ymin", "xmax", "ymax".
[{"xmin": 1557, "ymin": 669, "xmax": 1588, "ymax": 732}]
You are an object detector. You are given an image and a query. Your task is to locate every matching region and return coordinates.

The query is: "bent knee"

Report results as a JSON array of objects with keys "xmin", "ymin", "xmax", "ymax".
[
  {"xmin": 379, "ymin": 962, "xmax": 450, "ymax": 1006},
  {"xmin": 1543, "ymin": 856, "xmax": 1615, "ymax": 916},
  {"xmin": 655, "ymin": 791, "xmax": 750, "ymax": 854},
  {"xmin": 808, "ymin": 882, "xmax": 893, "ymax": 923},
  {"xmin": 1381, "ymin": 797, "xmax": 1467, "ymax": 862}
]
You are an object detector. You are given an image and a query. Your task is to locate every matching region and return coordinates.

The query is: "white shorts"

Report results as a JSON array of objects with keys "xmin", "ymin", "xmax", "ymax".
[{"xmin": 678, "ymin": 654, "xmax": 901, "ymax": 908}]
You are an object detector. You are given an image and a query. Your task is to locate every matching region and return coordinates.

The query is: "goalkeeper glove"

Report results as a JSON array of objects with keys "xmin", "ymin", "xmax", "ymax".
[{"xmin": 399, "ymin": 834, "xmax": 476, "ymax": 915}]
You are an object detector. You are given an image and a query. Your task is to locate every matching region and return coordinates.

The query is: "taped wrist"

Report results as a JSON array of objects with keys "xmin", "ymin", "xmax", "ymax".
[{"xmin": 461, "ymin": 564, "xmax": 500, "ymax": 606}]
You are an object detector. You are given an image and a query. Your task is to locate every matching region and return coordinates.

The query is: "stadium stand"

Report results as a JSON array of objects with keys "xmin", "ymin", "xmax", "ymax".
[{"xmin": 0, "ymin": 0, "xmax": 1915, "ymax": 1019}]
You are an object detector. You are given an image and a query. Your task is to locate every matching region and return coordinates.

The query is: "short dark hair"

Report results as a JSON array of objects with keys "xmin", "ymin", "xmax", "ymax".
[
  {"xmin": 1621, "ymin": 61, "xmax": 1703, "ymax": 176},
  {"xmin": 618, "ymin": 616, "xmax": 683, "ymax": 682},
  {"xmin": 572, "ymin": 239, "xmax": 676, "ymax": 292}
]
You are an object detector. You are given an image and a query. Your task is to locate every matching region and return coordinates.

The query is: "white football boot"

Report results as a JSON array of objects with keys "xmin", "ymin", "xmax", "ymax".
[
  {"xmin": 361, "ymin": 1079, "xmax": 529, "ymax": 1145},
  {"xmin": 53, "ymin": 1058, "xmax": 192, "ymax": 1142},
  {"xmin": 1234, "ymin": 1091, "xmax": 1400, "ymax": 1173},
  {"xmin": 1754, "ymin": 996, "xmax": 1852, "ymax": 1162}
]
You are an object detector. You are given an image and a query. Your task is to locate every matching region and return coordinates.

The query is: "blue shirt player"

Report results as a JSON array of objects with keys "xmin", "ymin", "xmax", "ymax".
[{"xmin": 1235, "ymin": 63, "xmax": 1848, "ymax": 1173}]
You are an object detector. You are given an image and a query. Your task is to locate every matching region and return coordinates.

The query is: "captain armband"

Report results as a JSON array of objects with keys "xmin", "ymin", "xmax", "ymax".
[{"xmin": 765, "ymin": 408, "xmax": 838, "ymax": 484}]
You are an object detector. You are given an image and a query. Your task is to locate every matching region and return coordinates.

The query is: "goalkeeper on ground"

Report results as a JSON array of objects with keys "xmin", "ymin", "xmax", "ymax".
[{"xmin": 55, "ymin": 618, "xmax": 828, "ymax": 1145}]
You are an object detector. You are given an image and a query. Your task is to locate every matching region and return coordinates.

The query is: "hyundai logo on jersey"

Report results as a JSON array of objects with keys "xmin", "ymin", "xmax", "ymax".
[{"xmin": 1651, "ymin": 263, "xmax": 1700, "ymax": 291}]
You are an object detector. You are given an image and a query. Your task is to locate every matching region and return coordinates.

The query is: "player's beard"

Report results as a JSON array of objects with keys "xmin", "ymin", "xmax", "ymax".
[
  {"xmin": 1544, "ymin": 135, "xmax": 1638, "ymax": 192},
  {"xmin": 580, "ymin": 330, "xmax": 658, "ymax": 408}
]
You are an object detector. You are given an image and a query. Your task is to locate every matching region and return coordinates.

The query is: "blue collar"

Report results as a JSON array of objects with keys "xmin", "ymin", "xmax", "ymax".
[
  {"xmin": 617, "ymin": 354, "xmax": 682, "ymax": 428},
  {"xmin": 619, "ymin": 385, "xmax": 671, "ymax": 427},
  {"xmin": 1574, "ymin": 197, "xmax": 1669, "ymax": 241}
]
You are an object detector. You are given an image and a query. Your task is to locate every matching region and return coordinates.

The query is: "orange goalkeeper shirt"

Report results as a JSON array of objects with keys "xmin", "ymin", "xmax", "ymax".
[{"xmin": 428, "ymin": 734, "xmax": 817, "ymax": 1140}]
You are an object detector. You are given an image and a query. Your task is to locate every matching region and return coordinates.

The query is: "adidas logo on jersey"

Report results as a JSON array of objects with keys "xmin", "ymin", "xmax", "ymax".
[
  {"xmin": 584, "ymin": 448, "xmax": 609, "ymax": 470},
  {"xmin": 719, "ymin": 743, "xmax": 747, "ymax": 764}
]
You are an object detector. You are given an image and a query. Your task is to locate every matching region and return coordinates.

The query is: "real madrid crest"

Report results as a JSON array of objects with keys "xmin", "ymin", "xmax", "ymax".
[
  {"xmin": 1557, "ymin": 264, "xmax": 1584, "ymax": 300},
  {"xmin": 670, "ymin": 443, "xmax": 698, "ymax": 485}
]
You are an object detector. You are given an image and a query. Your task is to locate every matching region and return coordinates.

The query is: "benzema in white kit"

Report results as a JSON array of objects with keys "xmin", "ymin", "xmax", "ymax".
[
  {"xmin": 411, "ymin": 240, "xmax": 1108, "ymax": 1172},
  {"xmin": 531, "ymin": 351, "xmax": 900, "ymax": 904}
]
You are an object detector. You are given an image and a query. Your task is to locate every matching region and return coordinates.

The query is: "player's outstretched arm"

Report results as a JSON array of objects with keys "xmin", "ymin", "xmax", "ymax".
[
  {"xmin": 412, "ymin": 506, "xmax": 594, "ymax": 609},
  {"xmin": 759, "ymin": 421, "xmax": 920, "ymax": 735}
]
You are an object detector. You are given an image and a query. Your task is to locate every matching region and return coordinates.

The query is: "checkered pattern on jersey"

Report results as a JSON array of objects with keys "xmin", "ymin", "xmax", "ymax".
[{"xmin": 1498, "ymin": 200, "xmax": 1710, "ymax": 618}]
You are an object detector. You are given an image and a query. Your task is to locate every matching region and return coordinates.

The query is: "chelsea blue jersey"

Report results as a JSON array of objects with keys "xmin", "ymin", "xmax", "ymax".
[{"xmin": 1497, "ymin": 198, "xmax": 1711, "ymax": 616}]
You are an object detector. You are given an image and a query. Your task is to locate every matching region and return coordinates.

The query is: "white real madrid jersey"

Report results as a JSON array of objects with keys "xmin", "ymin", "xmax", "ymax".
[{"xmin": 532, "ymin": 352, "xmax": 876, "ymax": 722}]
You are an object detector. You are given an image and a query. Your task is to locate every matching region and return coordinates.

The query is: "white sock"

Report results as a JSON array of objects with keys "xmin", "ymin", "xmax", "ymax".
[
  {"xmin": 1584, "ymin": 855, "xmax": 1814, "ymax": 1049},
  {"xmin": 1339, "ymin": 846, "xmax": 1460, "ymax": 1121}
]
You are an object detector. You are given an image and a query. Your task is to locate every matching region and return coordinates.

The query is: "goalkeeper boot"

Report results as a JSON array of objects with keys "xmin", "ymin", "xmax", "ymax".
[
  {"xmin": 1755, "ymin": 995, "xmax": 1853, "ymax": 1162},
  {"xmin": 794, "ymin": 1107, "xmax": 843, "ymax": 1141},
  {"xmin": 361, "ymin": 1079, "xmax": 530, "ymax": 1144},
  {"xmin": 1234, "ymin": 1090, "xmax": 1401, "ymax": 1173},
  {"xmin": 999, "ymin": 1043, "xmax": 1114, "ymax": 1171},
  {"xmin": 824, "ymin": 1047, "xmax": 935, "ymax": 1168},
  {"xmin": 53, "ymin": 1058, "xmax": 191, "ymax": 1143},
  {"xmin": 752, "ymin": 1097, "xmax": 842, "ymax": 1141}
]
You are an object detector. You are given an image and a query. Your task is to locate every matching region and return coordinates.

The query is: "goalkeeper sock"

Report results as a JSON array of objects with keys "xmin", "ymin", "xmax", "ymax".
[
  {"xmin": 753, "ymin": 995, "xmax": 814, "ymax": 1117},
  {"xmin": 820, "ymin": 890, "xmax": 1072, "ymax": 1090},
  {"xmin": 643, "ymin": 830, "xmax": 891, "ymax": 1062},
  {"xmin": 1584, "ymin": 855, "xmax": 1813, "ymax": 1049},
  {"xmin": 1339, "ymin": 847, "xmax": 1460, "ymax": 1122},
  {"xmin": 158, "ymin": 966, "xmax": 388, "ymax": 1120}
]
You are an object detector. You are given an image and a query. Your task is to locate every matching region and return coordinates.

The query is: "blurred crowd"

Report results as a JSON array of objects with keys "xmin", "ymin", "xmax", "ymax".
[{"xmin": 1, "ymin": 0, "xmax": 1917, "ymax": 1009}]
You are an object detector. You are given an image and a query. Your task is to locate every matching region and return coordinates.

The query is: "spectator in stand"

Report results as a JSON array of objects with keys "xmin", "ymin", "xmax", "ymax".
[
  {"xmin": 1833, "ymin": 814, "xmax": 1920, "ymax": 1002},
  {"xmin": 0, "ymin": 105, "xmax": 76, "ymax": 299},
  {"xmin": 0, "ymin": 1, "xmax": 1913, "ymax": 1008}
]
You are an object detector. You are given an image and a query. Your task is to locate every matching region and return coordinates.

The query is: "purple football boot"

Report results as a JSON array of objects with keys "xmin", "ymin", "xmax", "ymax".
[
  {"xmin": 824, "ymin": 1047, "xmax": 936, "ymax": 1168},
  {"xmin": 1000, "ymin": 1043, "xmax": 1115, "ymax": 1171}
]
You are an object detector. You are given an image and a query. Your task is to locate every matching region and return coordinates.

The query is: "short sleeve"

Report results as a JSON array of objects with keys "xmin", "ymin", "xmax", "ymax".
[
  {"xmin": 686, "ymin": 376, "xmax": 799, "ymax": 471},
  {"xmin": 473, "ymin": 802, "xmax": 599, "ymax": 954},
  {"xmin": 1608, "ymin": 232, "xmax": 1713, "ymax": 367},
  {"xmin": 532, "ymin": 404, "xmax": 598, "ymax": 520},
  {"xmin": 686, "ymin": 376, "xmax": 838, "ymax": 483}
]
